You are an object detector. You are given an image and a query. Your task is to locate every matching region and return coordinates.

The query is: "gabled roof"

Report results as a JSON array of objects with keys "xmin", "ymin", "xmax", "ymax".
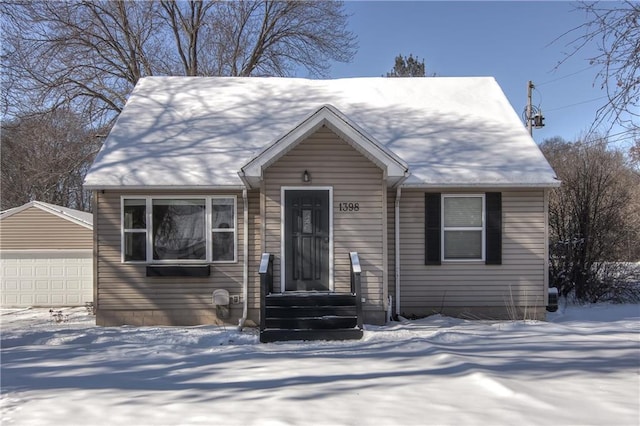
[
  {"xmin": 240, "ymin": 104, "xmax": 409, "ymax": 188},
  {"xmin": 84, "ymin": 76, "xmax": 559, "ymax": 189},
  {"xmin": 0, "ymin": 201, "xmax": 93, "ymax": 229}
]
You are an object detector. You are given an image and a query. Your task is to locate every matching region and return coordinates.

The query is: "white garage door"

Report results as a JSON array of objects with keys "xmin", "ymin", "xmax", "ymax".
[{"xmin": 1, "ymin": 251, "xmax": 93, "ymax": 307}]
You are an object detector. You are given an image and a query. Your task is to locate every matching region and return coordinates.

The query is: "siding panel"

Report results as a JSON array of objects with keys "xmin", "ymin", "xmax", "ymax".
[
  {"xmin": 0, "ymin": 206, "xmax": 92, "ymax": 250},
  {"xmin": 264, "ymin": 126, "xmax": 386, "ymax": 310},
  {"xmin": 391, "ymin": 189, "xmax": 547, "ymax": 318},
  {"xmin": 95, "ymin": 189, "xmax": 260, "ymax": 325}
]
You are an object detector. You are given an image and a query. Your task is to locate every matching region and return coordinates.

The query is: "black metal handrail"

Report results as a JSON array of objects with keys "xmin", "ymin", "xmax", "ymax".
[
  {"xmin": 259, "ymin": 253, "xmax": 274, "ymax": 332},
  {"xmin": 349, "ymin": 252, "xmax": 363, "ymax": 329}
]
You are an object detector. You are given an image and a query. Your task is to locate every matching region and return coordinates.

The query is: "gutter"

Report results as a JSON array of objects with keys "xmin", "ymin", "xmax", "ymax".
[
  {"xmin": 395, "ymin": 187, "xmax": 402, "ymax": 317},
  {"xmin": 238, "ymin": 188, "xmax": 250, "ymax": 330},
  {"xmin": 399, "ymin": 181, "xmax": 561, "ymax": 189},
  {"xmin": 83, "ymin": 184, "xmax": 248, "ymax": 191}
]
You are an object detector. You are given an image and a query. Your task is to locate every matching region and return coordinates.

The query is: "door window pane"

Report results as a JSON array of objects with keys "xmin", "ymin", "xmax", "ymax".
[{"xmin": 302, "ymin": 209, "xmax": 312, "ymax": 234}]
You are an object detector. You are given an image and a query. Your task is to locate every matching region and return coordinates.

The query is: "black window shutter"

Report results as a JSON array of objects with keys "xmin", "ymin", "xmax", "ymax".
[
  {"xmin": 485, "ymin": 192, "xmax": 502, "ymax": 265},
  {"xmin": 425, "ymin": 193, "xmax": 441, "ymax": 265}
]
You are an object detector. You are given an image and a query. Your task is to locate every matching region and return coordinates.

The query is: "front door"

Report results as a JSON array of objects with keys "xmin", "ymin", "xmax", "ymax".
[{"xmin": 284, "ymin": 189, "xmax": 330, "ymax": 291}]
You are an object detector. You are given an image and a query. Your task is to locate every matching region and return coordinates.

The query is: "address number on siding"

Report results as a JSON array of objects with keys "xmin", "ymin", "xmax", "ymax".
[{"xmin": 339, "ymin": 202, "xmax": 360, "ymax": 212}]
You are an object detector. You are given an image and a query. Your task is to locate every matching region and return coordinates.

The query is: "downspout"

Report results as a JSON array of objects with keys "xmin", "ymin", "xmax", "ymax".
[
  {"xmin": 238, "ymin": 188, "xmax": 249, "ymax": 330},
  {"xmin": 395, "ymin": 186, "xmax": 402, "ymax": 317}
]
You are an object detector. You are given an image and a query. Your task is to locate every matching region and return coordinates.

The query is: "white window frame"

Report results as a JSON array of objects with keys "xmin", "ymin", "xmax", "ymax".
[
  {"xmin": 441, "ymin": 194, "xmax": 485, "ymax": 262},
  {"xmin": 120, "ymin": 195, "xmax": 237, "ymax": 264},
  {"xmin": 122, "ymin": 198, "xmax": 147, "ymax": 262},
  {"xmin": 211, "ymin": 195, "xmax": 238, "ymax": 263}
]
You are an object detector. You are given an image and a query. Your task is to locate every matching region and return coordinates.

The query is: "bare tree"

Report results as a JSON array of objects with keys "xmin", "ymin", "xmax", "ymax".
[
  {"xmin": 1, "ymin": 0, "xmax": 356, "ymax": 212},
  {"xmin": 158, "ymin": 0, "xmax": 357, "ymax": 77},
  {"xmin": 158, "ymin": 0, "xmax": 215, "ymax": 76},
  {"xmin": 1, "ymin": 110, "xmax": 103, "ymax": 211},
  {"xmin": 1, "ymin": 1, "xmax": 161, "ymax": 125},
  {"xmin": 541, "ymin": 137, "xmax": 640, "ymax": 302},
  {"xmin": 557, "ymin": 1, "xmax": 639, "ymax": 132},
  {"xmin": 630, "ymin": 138, "xmax": 640, "ymax": 166},
  {"xmin": 2, "ymin": 0, "xmax": 356, "ymax": 124}
]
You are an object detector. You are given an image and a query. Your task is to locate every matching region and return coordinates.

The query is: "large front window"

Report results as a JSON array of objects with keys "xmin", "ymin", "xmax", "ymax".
[
  {"xmin": 442, "ymin": 194, "xmax": 485, "ymax": 261},
  {"xmin": 121, "ymin": 196, "xmax": 236, "ymax": 263},
  {"xmin": 153, "ymin": 199, "xmax": 206, "ymax": 261}
]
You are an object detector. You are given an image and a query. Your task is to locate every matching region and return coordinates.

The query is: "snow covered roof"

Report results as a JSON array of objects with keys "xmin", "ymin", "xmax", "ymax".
[
  {"xmin": 0, "ymin": 201, "xmax": 93, "ymax": 229},
  {"xmin": 84, "ymin": 76, "xmax": 559, "ymax": 189}
]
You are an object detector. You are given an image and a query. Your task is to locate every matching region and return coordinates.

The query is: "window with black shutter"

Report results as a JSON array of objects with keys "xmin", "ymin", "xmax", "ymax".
[
  {"xmin": 485, "ymin": 192, "xmax": 502, "ymax": 265},
  {"xmin": 425, "ymin": 193, "xmax": 441, "ymax": 265},
  {"xmin": 425, "ymin": 192, "xmax": 502, "ymax": 265}
]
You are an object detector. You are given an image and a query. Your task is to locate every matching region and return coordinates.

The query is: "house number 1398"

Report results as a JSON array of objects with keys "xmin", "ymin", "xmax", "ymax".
[{"xmin": 339, "ymin": 202, "xmax": 359, "ymax": 212}]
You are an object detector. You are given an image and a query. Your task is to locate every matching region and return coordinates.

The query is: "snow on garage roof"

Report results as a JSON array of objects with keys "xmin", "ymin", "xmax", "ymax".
[{"xmin": 84, "ymin": 76, "xmax": 559, "ymax": 189}]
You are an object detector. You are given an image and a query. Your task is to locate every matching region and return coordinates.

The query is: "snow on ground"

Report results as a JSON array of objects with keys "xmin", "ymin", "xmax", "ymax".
[{"xmin": 1, "ymin": 303, "xmax": 638, "ymax": 426}]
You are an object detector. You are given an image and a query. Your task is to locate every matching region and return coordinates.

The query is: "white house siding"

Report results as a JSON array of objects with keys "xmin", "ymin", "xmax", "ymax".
[
  {"xmin": 94, "ymin": 190, "xmax": 260, "ymax": 326},
  {"xmin": 262, "ymin": 126, "xmax": 388, "ymax": 323},
  {"xmin": 395, "ymin": 189, "xmax": 547, "ymax": 319}
]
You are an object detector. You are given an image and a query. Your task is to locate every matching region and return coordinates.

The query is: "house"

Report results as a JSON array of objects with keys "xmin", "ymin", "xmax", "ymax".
[
  {"xmin": 0, "ymin": 201, "xmax": 94, "ymax": 307},
  {"xmin": 84, "ymin": 76, "xmax": 559, "ymax": 341}
]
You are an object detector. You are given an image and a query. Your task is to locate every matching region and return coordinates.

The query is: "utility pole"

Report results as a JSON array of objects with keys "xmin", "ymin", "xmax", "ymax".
[
  {"xmin": 524, "ymin": 81, "xmax": 545, "ymax": 136},
  {"xmin": 527, "ymin": 80, "xmax": 534, "ymax": 136}
]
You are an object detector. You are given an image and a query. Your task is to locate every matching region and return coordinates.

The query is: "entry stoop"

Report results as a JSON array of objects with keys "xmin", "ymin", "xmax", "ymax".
[{"xmin": 260, "ymin": 293, "xmax": 363, "ymax": 343}]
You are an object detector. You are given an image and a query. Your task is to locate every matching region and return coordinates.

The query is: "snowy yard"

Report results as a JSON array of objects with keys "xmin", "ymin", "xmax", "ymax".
[{"xmin": 1, "ymin": 304, "xmax": 638, "ymax": 426}]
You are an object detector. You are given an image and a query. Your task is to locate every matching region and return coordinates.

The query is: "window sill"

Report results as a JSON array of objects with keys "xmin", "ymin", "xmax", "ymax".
[{"xmin": 146, "ymin": 265, "xmax": 210, "ymax": 277}]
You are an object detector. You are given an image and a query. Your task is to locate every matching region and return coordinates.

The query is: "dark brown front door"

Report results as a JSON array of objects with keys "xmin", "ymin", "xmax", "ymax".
[{"xmin": 284, "ymin": 190, "xmax": 330, "ymax": 291}]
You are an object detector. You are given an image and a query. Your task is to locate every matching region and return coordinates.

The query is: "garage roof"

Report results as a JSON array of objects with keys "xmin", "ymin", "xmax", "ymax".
[{"xmin": 0, "ymin": 201, "xmax": 93, "ymax": 229}]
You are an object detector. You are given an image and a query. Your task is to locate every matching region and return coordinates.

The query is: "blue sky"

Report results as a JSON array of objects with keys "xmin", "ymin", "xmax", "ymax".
[{"xmin": 307, "ymin": 1, "xmax": 626, "ymax": 146}]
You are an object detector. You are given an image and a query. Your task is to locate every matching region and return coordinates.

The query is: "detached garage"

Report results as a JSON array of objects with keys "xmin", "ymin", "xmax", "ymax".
[{"xmin": 0, "ymin": 201, "xmax": 93, "ymax": 307}]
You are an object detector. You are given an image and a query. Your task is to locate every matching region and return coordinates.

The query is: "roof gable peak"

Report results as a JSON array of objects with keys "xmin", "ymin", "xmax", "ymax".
[
  {"xmin": 0, "ymin": 201, "xmax": 93, "ymax": 229},
  {"xmin": 240, "ymin": 104, "xmax": 409, "ymax": 188}
]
